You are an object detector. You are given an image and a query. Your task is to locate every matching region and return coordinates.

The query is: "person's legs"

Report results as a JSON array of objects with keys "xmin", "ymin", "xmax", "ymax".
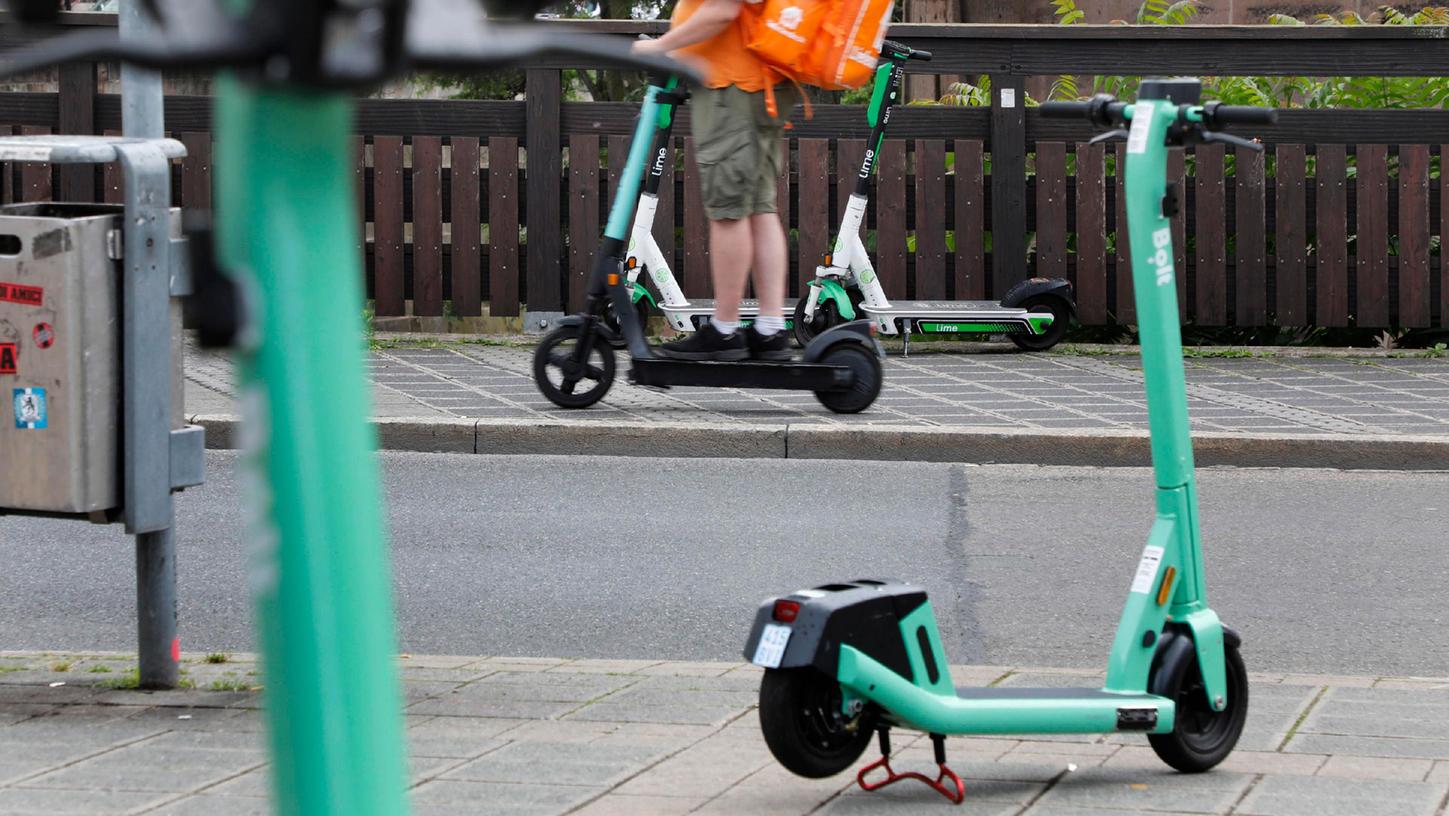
[
  {"xmin": 709, "ymin": 216, "xmax": 753, "ymax": 325},
  {"xmin": 748, "ymin": 211, "xmax": 787, "ymax": 330}
]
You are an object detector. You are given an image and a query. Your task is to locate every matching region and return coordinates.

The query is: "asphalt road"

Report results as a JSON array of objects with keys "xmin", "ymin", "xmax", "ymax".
[{"xmin": 2, "ymin": 452, "xmax": 1446, "ymax": 676}]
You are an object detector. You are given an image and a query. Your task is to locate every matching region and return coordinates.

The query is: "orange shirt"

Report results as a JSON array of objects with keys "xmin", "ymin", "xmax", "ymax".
[{"xmin": 671, "ymin": 0, "xmax": 773, "ymax": 91}]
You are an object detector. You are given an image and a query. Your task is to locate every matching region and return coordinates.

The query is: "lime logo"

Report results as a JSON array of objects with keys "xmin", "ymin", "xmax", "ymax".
[
  {"xmin": 653, "ymin": 267, "xmax": 670, "ymax": 282},
  {"xmin": 858, "ymin": 269, "xmax": 875, "ymax": 284},
  {"xmin": 628, "ymin": 236, "xmax": 636, "ymax": 252}
]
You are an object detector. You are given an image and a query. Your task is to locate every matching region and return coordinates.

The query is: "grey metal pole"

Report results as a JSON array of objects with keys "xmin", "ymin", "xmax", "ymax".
[{"xmin": 121, "ymin": 0, "xmax": 178, "ymax": 690}]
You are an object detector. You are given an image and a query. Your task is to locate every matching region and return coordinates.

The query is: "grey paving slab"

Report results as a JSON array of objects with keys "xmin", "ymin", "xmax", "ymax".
[
  {"xmin": 411, "ymin": 778, "xmax": 605, "ymax": 815},
  {"xmin": 1027, "ymin": 766, "xmax": 1253, "ymax": 813},
  {"xmin": 0, "ymin": 786, "xmax": 173, "ymax": 815},
  {"xmin": 1235, "ymin": 774, "xmax": 1449, "ymax": 816}
]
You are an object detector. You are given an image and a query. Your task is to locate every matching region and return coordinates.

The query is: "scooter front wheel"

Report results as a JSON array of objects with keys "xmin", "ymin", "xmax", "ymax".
[
  {"xmin": 759, "ymin": 668, "xmax": 876, "ymax": 778},
  {"xmin": 792, "ymin": 295, "xmax": 845, "ymax": 348},
  {"xmin": 1148, "ymin": 639, "xmax": 1249, "ymax": 772},
  {"xmin": 533, "ymin": 324, "xmax": 616, "ymax": 409},
  {"xmin": 814, "ymin": 344, "xmax": 883, "ymax": 414}
]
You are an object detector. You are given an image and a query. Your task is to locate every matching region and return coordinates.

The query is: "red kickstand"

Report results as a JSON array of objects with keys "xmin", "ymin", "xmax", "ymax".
[{"xmin": 856, "ymin": 731, "xmax": 966, "ymax": 805}]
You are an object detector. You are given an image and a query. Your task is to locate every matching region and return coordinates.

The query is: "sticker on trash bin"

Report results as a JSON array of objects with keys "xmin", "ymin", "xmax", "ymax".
[
  {"xmin": 32, "ymin": 323, "xmax": 54, "ymax": 350},
  {"xmin": 14, "ymin": 387, "xmax": 46, "ymax": 429},
  {"xmin": 0, "ymin": 281, "xmax": 43, "ymax": 307},
  {"xmin": 0, "ymin": 344, "xmax": 15, "ymax": 375}
]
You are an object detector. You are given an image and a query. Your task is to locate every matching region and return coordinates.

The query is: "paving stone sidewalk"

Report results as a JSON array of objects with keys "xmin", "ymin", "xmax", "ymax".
[
  {"xmin": 184, "ymin": 341, "xmax": 1449, "ymax": 436},
  {"xmin": 2, "ymin": 651, "xmax": 1448, "ymax": 816}
]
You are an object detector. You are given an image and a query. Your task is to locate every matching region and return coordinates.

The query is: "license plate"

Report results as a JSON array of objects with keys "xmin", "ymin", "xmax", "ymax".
[{"xmin": 752, "ymin": 623, "xmax": 792, "ymax": 668}]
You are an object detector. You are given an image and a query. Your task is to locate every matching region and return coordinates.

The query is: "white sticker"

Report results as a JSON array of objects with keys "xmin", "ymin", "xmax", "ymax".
[
  {"xmin": 752, "ymin": 623, "xmax": 792, "ymax": 668},
  {"xmin": 1126, "ymin": 100, "xmax": 1155, "ymax": 155},
  {"xmin": 1000, "ymin": 88, "xmax": 1016, "ymax": 109},
  {"xmin": 1130, "ymin": 545, "xmax": 1165, "ymax": 594}
]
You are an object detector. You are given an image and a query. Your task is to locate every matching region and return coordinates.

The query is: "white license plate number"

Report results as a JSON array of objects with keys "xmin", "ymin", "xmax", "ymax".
[{"xmin": 752, "ymin": 623, "xmax": 792, "ymax": 668}]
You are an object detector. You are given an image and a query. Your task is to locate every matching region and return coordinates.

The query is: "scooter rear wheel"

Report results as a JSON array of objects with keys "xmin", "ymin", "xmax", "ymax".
[
  {"xmin": 1148, "ymin": 640, "xmax": 1249, "ymax": 772},
  {"xmin": 1009, "ymin": 294, "xmax": 1072, "ymax": 351},
  {"xmin": 604, "ymin": 296, "xmax": 652, "ymax": 349},
  {"xmin": 814, "ymin": 344, "xmax": 883, "ymax": 414},
  {"xmin": 533, "ymin": 324, "xmax": 616, "ymax": 409},
  {"xmin": 759, "ymin": 668, "xmax": 876, "ymax": 778}
]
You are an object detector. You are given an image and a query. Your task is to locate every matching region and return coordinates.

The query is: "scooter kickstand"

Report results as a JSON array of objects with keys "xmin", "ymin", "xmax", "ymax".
[{"xmin": 856, "ymin": 730, "xmax": 966, "ymax": 804}]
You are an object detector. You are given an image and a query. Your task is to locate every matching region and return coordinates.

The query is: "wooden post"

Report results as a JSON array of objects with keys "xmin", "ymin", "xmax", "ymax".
[
  {"xmin": 58, "ymin": 61, "xmax": 96, "ymax": 202},
  {"xmin": 989, "ymin": 73, "xmax": 1026, "ymax": 298},
  {"xmin": 525, "ymin": 68, "xmax": 563, "ymax": 321}
]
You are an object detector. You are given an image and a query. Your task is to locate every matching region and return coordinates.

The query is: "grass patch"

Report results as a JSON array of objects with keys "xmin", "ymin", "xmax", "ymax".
[
  {"xmin": 102, "ymin": 669, "xmax": 196, "ymax": 690},
  {"xmin": 0, "ymin": 664, "xmax": 25, "ymax": 674},
  {"xmin": 204, "ymin": 653, "xmax": 229, "ymax": 665},
  {"xmin": 49, "ymin": 660, "xmax": 73, "ymax": 673},
  {"xmin": 88, "ymin": 665, "xmax": 112, "ymax": 674},
  {"xmin": 208, "ymin": 675, "xmax": 257, "ymax": 692}
]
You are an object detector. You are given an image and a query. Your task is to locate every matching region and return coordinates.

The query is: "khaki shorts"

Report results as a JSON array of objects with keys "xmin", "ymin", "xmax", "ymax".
[{"xmin": 689, "ymin": 84, "xmax": 797, "ymax": 221}]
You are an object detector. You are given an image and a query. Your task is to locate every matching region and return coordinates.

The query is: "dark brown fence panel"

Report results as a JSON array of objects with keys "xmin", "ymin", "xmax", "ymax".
[
  {"xmin": 954, "ymin": 139, "xmax": 985, "ymax": 301},
  {"xmin": 20, "ymin": 125, "xmax": 51, "ymax": 202},
  {"xmin": 1075, "ymin": 142, "xmax": 1106, "ymax": 324},
  {"xmin": 450, "ymin": 136, "xmax": 482, "ymax": 317},
  {"xmin": 1355, "ymin": 144, "xmax": 1390, "ymax": 326},
  {"xmin": 1442, "ymin": 144, "xmax": 1449, "ymax": 330},
  {"xmin": 1315, "ymin": 144, "xmax": 1348, "ymax": 327},
  {"xmin": 412, "ymin": 136, "xmax": 444, "ymax": 317},
  {"xmin": 488, "ymin": 137, "xmax": 520, "ymax": 317},
  {"xmin": 682, "ymin": 137, "xmax": 709, "ymax": 299},
  {"xmin": 876, "ymin": 140, "xmax": 907, "ymax": 299},
  {"xmin": 1276, "ymin": 144, "xmax": 1307, "ymax": 325},
  {"xmin": 1115, "ymin": 142, "xmax": 1134, "ymax": 323},
  {"xmin": 1034, "ymin": 141, "xmax": 1067, "ymax": 281},
  {"xmin": 798, "ymin": 139, "xmax": 829, "ymax": 297},
  {"xmin": 525, "ymin": 69, "xmax": 562, "ymax": 314},
  {"xmin": 1194, "ymin": 144, "xmax": 1226, "ymax": 326},
  {"xmin": 353, "ymin": 136, "xmax": 366, "ymax": 277},
  {"xmin": 1398, "ymin": 144, "xmax": 1431, "ymax": 328},
  {"xmin": 180, "ymin": 132, "xmax": 211, "ymax": 211},
  {"xmin": 102, "ymin": 128, "xmax": 122, "ymax": 204},
  {"xmin": 568, "ymin": 134, "xmax": 600, "ymax": 312},
  {"xmin": 775, "ymin": 141, "xmax": 791, "ymax": 297},
  {"xmin": 372, "ymin": 135, "xmax": 405, "ymax": 317},
  {"xmin": 914, "ymin": 139, "xmax": 948, "ymax": 300},
  {"xmin": 1234, "ymin": 146, "xmax": 1266, "ymax": 326}
]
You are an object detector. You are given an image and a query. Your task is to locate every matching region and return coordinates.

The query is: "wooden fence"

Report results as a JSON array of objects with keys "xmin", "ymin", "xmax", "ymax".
[{"xmin": 3, "ymin": 17, "xmax": 1449, "ymax": 328}]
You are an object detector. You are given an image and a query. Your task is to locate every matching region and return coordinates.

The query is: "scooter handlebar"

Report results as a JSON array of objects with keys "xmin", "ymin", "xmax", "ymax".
[
  {"xmin": 1039, "ymin": 95, "xmax": 1128, "ymax": 128},
  {"xmin": 1202, "ymin": 102, "xmax": 1278, "ymax": 127},
  {"xmin": 880, "ymin": 39, "xmax": 931, "ymax": 61}
]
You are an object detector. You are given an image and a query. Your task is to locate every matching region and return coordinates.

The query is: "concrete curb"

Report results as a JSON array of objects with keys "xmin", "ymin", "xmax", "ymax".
[{"xmin": 190, "ymin": 414, "xmax": 1449, "ymax": 470}]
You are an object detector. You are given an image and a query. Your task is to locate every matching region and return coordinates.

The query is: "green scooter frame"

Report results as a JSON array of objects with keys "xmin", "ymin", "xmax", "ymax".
[{"xmin": 743, "ymin": 79, "xmax": 1273, "ymax": 803}]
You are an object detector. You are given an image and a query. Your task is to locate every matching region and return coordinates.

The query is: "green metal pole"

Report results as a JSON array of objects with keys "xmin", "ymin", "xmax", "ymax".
[{"xmin": 214, "ymin": 75, "xmax": 410, "ymax": 816}]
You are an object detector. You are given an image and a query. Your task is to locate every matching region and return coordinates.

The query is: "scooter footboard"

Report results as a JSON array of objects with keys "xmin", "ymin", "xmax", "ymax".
[{"xmin": 742, "ymin": 580, "xmax": 935, "ymax": 684}]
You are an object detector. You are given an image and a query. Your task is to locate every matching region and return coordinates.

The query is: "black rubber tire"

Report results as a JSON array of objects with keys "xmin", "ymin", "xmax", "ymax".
[
  {"xmin": 1009, "ymin": 294, "xmax": 1073, "ymax": 351},
  {"xmin": 759, "ymin": 668, "xmax": 876, "ymax": 779},
  {"xmin": 792, "ymin": 296, "xmax": 844, "ymax": 348},
  {"xmin": 814, "ymin": 344, "xmax": 883, "ymax": 414},
  {"xmin": 532, "ymin": 324, "xmax": 616, "ymax": 409},
  {"xmin": 1148, "ymin": 639, "xmax": 1250, "ymax": 773},
  {"xmin": 604, "ymin": 296, "xmax": 652, "ymax": 349}
]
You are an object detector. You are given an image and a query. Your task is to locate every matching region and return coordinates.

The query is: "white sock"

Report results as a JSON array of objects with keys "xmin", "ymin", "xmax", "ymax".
[
  {"xmin": 754, "ymin": 315, "xmax": 786, "ymax": 335},
  {"xmin": 712, "ymin": 319, "xmax": 739, "ymax": 337}
]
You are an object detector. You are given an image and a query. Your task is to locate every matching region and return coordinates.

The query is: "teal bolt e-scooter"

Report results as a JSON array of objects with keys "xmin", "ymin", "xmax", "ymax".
[{"xmin": 742, "ymin": 79, "xmax": 1275, "ymax": 804}]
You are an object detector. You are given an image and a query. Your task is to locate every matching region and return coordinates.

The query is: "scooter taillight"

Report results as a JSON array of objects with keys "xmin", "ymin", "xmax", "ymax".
[{"xmin": 773, "ymin": 600, "xmax": 801, "ymax": 623}]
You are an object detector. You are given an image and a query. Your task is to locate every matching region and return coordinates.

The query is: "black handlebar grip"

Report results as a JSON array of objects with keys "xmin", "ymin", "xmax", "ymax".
[
  {"xmin": 909, "ymin": 48, "xmax": 933, "ymax": 61},
  {"xmin": 1210, "ymin": 105, "xmax": 1278, "ymax": 126},
  {"xmin": 1039, "ymin": 101, "xmax": 1092, "ymax": 118}
]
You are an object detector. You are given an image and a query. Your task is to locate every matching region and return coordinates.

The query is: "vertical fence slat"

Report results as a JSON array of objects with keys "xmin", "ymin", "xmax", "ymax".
[
  {"xmin": 1234, "ymin": 146, "xmax": 1266, "ymax": 326},
  {"xmin": 1115, "ymin": 142, "xmax": 1134, "ymax": 323},
  {"xmin": 1276, "ymin": 144, "xmax": 1307, "ymax": 324},
  {"xmin": 20, "ymin": 125, "xmax": 51, "ymax": 202},
  {"xmin": 914, "ymin": 139, "xmax": 947, "ymax": 300},
  {"xmin": 180, "ymin": 132, "xmax": 211, "ymax": 210},
  {"xmin": 798, "ymin": 138, "xmax": 830, "ymax": 297},
  {"xmin": 990, "ymin": 74, "xmax": 1027, "ymax": 295},
  {"xmin": 525, "ymin": 68, "xmax": 563, "ymax": 313},
  {"xmin": 1442, "ymin": 145, "xmax": 1449, "ymax": 331},
  {"xmin": 1316, "ymin": 144, "xmax": 1348, "ymax": 327},
  {"xmin": 682, "ymin": 137, "xmax": 709, "ymax": 299},
  {"xmin": 1194, "ymin": 144, "xmax": 1226, "ymax": 326},
  {"xmin": 488, "ymin": 136, "xmax": 520, "ymax": 317},
  {"xmin": 57, "ymin": 62, "xmax": 95, "ymax": 202},
  {"xmin": 1168, "ymin": 149, "xmax": 1187, "ymax": 321},
  {"xmin": 876, "ymin": 139, "xmax": 907, "ymax": 299},
  {"xmin": 568, "ymin": 134, "xmax": 600, "ymax": 312},
  {"xmin": 777, "ymin": 138, "xmax": 792, "ymax": 295},
  {"xmin": 0, "ymin": 124, "xmax": 15, "ymax": 204},
  {"xmin": 372, "ymin": 135, "xmax": 405, "ymax": 317},
  {"xmin": 353, "ymin": 136, "xmax": 367, "ymax": 283},
  {"xmin": 412, "ymin": 136, "xmax": 444, "ymax": 317},
  {"xmin": 1398, "ymin": 144, "xmax": 1430, "ymax": 328},
  {"xmin": 1356, "ymin": 144, "xmax": 1390, "ymax": 326},
  {"xmin": 1034, "ymin": 141, "xmax": 1068, "ymax": 281},
  {"xmin": 954, "ymin": 139, "xmax": 985, "ymax": 301},
  {"xmin": 450, "ymin": 136, "xmax": 482, "ymax": 317},
  {"xmin": 1075, "ymin": 142, "xmax": 1106, "ymax": 324}
]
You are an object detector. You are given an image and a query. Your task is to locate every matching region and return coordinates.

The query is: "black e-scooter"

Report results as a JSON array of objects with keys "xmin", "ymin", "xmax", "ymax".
[{"xmin": 533, "ymin": 79, "xmax": 885, "ymax": 414}]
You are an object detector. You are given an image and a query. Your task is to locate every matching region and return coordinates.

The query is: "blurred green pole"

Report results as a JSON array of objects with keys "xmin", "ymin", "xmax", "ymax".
[{"xmin": 213, "ymin": 75, "xmax": 410, "ymax": 816}]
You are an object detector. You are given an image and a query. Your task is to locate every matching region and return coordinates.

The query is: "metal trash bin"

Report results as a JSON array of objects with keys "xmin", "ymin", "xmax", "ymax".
[{"xmin": 0, "ymin": 202, "xmax": 182, "ymax": 515}]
